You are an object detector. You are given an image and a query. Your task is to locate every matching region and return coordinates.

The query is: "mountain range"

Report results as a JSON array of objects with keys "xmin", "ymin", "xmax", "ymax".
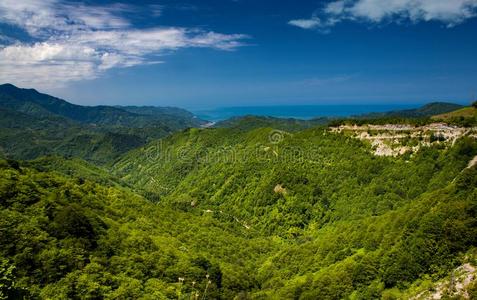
[
  {"xmin": 1, "ymin": 84, "xmax": 477, "ymax": 298},
  {"xmin": 0, "ymin": 84, "xmax": 206, "ymax": 163},
  {"xmin": 0, "ymin": 84, "xmax": 206, "ymax": 127}
]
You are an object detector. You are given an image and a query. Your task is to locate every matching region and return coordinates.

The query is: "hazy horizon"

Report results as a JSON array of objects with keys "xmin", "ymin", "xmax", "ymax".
[
  {"xmin": 0, "ymin": 0, "xmax": 476, "ymax": 107},
  {"xmin": 0, "ymin": 82, "xmax": 472, "ymax": 114}
]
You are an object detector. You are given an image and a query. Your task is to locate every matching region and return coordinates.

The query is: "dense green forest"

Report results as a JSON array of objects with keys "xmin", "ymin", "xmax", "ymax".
[
  {"xmin": 215, "ymin": 102, "xmax": 467, "ymax": 131},
  {"xmin": 2, "ymin": 133, "xmax": 477, "ymax": 299},
  {"xmin": 0, "ymin": 84, "xmax": 205, "ymax": 164},
  {"xmin": 1, "ymin": 85, "xmax": 477, "ymax": 299}
]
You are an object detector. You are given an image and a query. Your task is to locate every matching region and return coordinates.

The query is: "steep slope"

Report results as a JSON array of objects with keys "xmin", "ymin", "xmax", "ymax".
[
  {"xmin": 1, "ymin": 83, "xmax": 476, "ymax": 298},
  {"xmin": 2, "ymin": 132, "xmax": 476, "ymax": 299},
  {"xmin": 0, "ymin": 83, "xmax": 205, "ymax": 128},
  {"xmin": 0, "ymin": 159, "xmax": 273, "ymax": 299},
  {"xmin": 258, "ymin": 165, "xmax": 477, "ymax": 298},
  {"xmin": 0, "ymin": 84, "xmax": 137, "ymax": 126},
  {"xmin": 0, "ymin": 84, "xmax": 205, "ymax": 163},
  {"xmin": 0, "ymin": 106, "xmax": 146, "ymax": 163},
  {"xmin": 25, "ymin": 156, "xmax": 130, "ymax": 188},
  {"xmin": 113, "ymin": 126, "xmax": 477, "ymax": 233},
  {"xmin": 112, "ymin": 126, "xmax": 477, "ymax": 298}
]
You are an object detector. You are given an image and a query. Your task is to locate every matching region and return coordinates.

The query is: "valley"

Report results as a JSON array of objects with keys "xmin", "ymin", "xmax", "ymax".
[
  {"xmin": 0, "ymin": 85, "xmax": 476, "ymax": 299},
  {"xmin": 1, "ymin": 0, "xmax": 476, "ymax": 298}
]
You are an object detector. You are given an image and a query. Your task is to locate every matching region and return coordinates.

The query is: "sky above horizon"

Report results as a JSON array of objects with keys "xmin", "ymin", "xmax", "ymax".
[{"xmin": 0, "ymin": 0, "xmax": 476, "ymax": 109}]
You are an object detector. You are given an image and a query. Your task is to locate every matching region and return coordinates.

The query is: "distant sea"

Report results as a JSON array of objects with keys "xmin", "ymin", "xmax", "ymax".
[{"xmin": 193, "ymin": 104, "xmax": 419, "ymax": 122}]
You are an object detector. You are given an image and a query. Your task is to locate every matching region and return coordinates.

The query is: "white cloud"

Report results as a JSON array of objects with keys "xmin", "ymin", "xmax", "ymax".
[
  {"xmin": 0, "ymin": 42, "xmax": 104, "ymax": 87},
  {"xmin": 350, "ymin": 0, "xmax": 477, "ymax": 24},
  {"xmin": 289, "ymin": 0, "xmax": 477, "ymax": 31},
  {"xmin": 0, "ymin": 0, "xmax": 133, "ymax": 37},
  {"xmin": 288, "ymin": 17, "xmax": 322, "ymax": 29},
  {"xmin": 0, "ymin": 43, "xmax": 98, "ymax": 63},
  {"xmin": 325, "ymin": 1, "xmax": 347, "ymax": 15},
  {"xmin": 64, "ymin": 3, "xmax": 132, "ymax": 30},
  {"xmin": 0, "ymin": 0, "xmax": 248, "ymax": 88}
]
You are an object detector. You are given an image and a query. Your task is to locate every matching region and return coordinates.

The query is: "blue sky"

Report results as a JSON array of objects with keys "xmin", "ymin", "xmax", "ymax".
[{"xmin": 0, "ymin": 0, "xmax": 476, "ymax": 109}]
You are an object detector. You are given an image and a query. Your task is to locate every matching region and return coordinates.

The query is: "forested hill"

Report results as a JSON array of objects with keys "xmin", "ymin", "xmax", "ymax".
[
  {"xmin": 358, "ymin": 102, "xmax": 464, "ymax": 119},
  {"xmin": 1, "ymin": 84, "xmax": 477, "ymax": 298},
  {"xmin": 111, "ymin": 124, "xmax": 477, "ymax": 297},
  {"xmin": 214, "ymin": 115, "xmax": 329, "ymax": 131},
  {"xmin": 0, "ymin": 83, "xmax": 205, "ymax": 127},
  {"xmin": 213, "ymin": 102, "xmax": 465, "ymax": 131},
  {"xmin": 0, "ymin": 159, "xmax": 269, "ymax": 299},
  {"xmin": 113, "ymin": 126, "xmax": 477, "ymax": 233},
  {"xmin": 0, "ymin": 84, "xmax": 205, "ymax": 163},
  {"xmin": 2, "ymin": 125, "xmax": 477, "ymax": 298}
]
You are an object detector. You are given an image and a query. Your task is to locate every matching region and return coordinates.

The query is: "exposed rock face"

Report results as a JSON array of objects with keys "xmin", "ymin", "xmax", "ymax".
[
  {"xmin": 468, "ymin": 156, "xmax": 477, "ymax": 169},
  {"xmin": 410, "ymin": 263, "xmax": 476, "ymax": 300},
  {"xmin": 331, "ymin": 123, "xmax": 477, "ymax": 157},
  {"xmin": 274, "ymin": 184, "xmax": 287, "ymax": 194}
]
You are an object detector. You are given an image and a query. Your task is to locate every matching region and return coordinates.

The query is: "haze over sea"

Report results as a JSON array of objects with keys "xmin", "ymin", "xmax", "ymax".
[{"xmin": 193, "ymin": 104, "xmax": 418, "ymax": 122}]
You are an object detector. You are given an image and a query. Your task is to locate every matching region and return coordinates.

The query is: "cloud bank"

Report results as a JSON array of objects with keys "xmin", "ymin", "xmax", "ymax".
[
  {"xmin": 0, "ymin": 0, "xmax": 248, "ymax": 88},
  {"xmin": 289, "ymin": 0, "xmax": 477, "ymax": 30}
]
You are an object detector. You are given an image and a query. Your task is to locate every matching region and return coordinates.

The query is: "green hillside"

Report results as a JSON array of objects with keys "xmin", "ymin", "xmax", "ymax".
[
  {"xmin": 1, "ymin": 86, "xmax": 477, "ymax": 299},
  {"xmin": 2, "ymin": 129, "xmax": 477, "ymax": 298},
  {"xmin": 0, "ymin": 84, "xmax": 204, "ymax": 128},
  {"xmin": 214, "ymin": 115, "xmax": 329, "ymax": 131},
  {"xmin": 0, "ymin": 84, "xmax": 136, "ymax": 126},
  {"xmin": 111, "ymin": 126, "xmax": 477, "ymax": 298},
  {"xmin": 0, "ymin": 84, "xmax": 205, "ymax": 163},
  {"xmin": 0, "ymin": 107, "xmax": 146, "ymax": 163},
  {"xmin": 432, "ymin": 106, "xmax": 477, "ymax": 126},
  {"xmin": 214, "ymin": 102, "xmax": 465, "ymax": 131},
  {"xmin": 359, "ymin": 102, "xmax": 464, "ymax": 119},
  {"xmin": 118, "ymin": 106, "xmax": 207, "ymax": 128},
  {"xmin": 0, "ymin": 83, "xmax": 205, "ymax": 128},
  {"xmin": 113, "ymin": 127, "xmax": 477, "ymax": 234},
  {"xmin": 0, "ymin": 160, "xmax": 272, "ymax": 299}
]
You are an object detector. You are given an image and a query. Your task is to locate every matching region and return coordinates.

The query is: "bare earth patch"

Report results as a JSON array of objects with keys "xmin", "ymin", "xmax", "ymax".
[
  {"xmin": 411, "ymin": 263, "xmax": 476, "ymax": 300},
  {"xmin": 331, "ymin": 123, "xmax": 477, "ymax": 157}
]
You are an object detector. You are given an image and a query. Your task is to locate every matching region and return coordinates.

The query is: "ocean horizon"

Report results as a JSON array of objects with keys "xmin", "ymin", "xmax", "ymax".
[{"xmin": 192, "ymin": 104, "xmax": 420, "ymax": 122}]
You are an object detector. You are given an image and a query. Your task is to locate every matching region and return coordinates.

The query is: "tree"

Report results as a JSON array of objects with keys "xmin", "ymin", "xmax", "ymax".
[{"xmin": 0, "ymin": 259, "xmax": 20, "ymax": 299}]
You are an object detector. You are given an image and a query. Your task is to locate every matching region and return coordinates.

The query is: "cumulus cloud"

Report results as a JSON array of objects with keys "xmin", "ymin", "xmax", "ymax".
[
  {"xmin": 289, "ymin": 0, "xmax": 477, "ymax": 31},
  {"xmin": 0, "ymin": 0, "xmax": 249, "ymax": 88}
]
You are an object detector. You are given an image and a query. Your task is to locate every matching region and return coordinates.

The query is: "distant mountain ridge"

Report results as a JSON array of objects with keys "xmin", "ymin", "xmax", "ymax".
[
  {"xmin": 214, "ymin": 102, "xmax": 465, "ymax": 131},
  {"xmin": 0, "ymin": 83, "xmax": 206, "ymax": 163},
  {"xmin": 357, "ymin": 102, "xmax": 464, "ymax": 119},
  {"xmin": 214, "ymin": 115, "xmax": 329, "ymax": 131},
  {"xmin": 117, "ymin": 105, "xmax": 197, "ymax": 119},
  {"xmin": 0, "ymin": 83, "xmax": 469, "ymax": 162},
  {"xmin": 0, "ymin": 83, "xmax": 205, "ymax": 127}
]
